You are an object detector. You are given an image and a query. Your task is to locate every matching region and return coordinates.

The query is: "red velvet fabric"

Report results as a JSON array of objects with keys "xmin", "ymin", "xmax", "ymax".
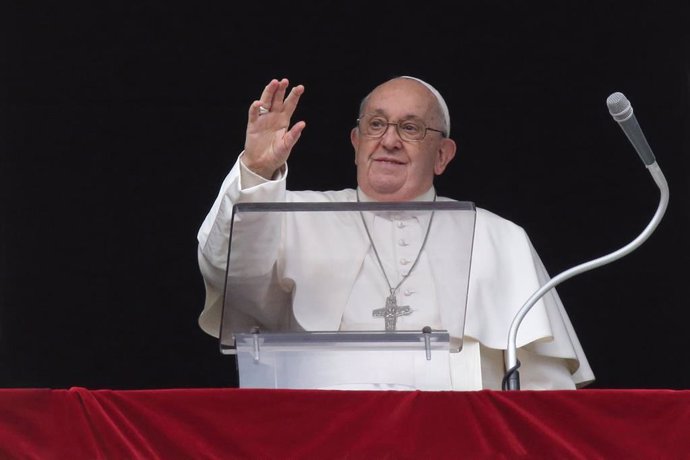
[{"xmin": 1, "ymin": 387, "xmax": 688, "ymax": 459}]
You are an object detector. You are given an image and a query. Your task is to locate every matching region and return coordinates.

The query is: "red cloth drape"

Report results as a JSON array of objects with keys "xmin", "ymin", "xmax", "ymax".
[{"xmin": 1, "ymin": 387, "xmax": 689, "ymax": 459}]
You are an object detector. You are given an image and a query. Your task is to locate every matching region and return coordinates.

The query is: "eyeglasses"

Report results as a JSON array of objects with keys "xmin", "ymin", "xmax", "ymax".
[{"xmin": 357, "ymin": 115, "xmax": 446, "ymax": 142}]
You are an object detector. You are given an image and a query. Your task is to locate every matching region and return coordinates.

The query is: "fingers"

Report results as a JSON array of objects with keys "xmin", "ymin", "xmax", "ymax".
[
  {"xmin": 283, "ymin": 120, "xmax": 307, "ymax": 151},
  {"xmin": 282, "ymin": 84, "xmax": 305, "ymax": 116},
  {"xmin": 248, "ymin": 100, "xmax": 268, "ymax": 121},
  {"xmin": 271, "ymin": 79, "xmax": 289, "ymax": 112},
  {"xmin": 250, "ymin": 78, "xmax": 304, "ymax": 118},
  {"xmin": 255, "ymin": 78, "xmax": 287, "ymax": 113},
  {"xmin": 258, "ymin": 78, "xmax": 281, "ymax": 110}
]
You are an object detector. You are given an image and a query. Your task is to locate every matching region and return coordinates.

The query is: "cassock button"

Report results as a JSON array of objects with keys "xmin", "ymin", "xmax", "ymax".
[
  {"xmin": 398, "ymin": 239, "xmax": 408, "ymax": 246},
  {"xmin": 396, "ymin": 221, "xmax": 405, "ymax": 228},
  {"xmin": 404, "ymin": 289, "xmax": 415, "ymax": 296},
  {"xmin": 400, "ymin": 258, "xmax": 411, "ymax": 265}
]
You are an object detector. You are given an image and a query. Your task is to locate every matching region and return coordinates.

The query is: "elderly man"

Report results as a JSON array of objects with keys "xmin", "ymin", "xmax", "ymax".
[{"xmin": 197, "ymin": 76, "xmax": 594, "ymax": 390}]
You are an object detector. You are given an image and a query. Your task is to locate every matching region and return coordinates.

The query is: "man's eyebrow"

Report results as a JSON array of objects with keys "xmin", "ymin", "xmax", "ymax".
[{"xmin": 365, "ymin": 109, "xmax": 425, "ymax": 121}]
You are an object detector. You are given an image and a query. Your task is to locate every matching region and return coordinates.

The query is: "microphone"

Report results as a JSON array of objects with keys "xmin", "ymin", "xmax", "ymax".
[{"xmin": 502, "ymin": 91, "xmax": 669, "ymax": 390}]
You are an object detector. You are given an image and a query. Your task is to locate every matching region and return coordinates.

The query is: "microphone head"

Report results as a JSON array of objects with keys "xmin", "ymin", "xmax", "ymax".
[{"xmin": 607, "ymin": 92, "xmax": 633, "ymax": 122}]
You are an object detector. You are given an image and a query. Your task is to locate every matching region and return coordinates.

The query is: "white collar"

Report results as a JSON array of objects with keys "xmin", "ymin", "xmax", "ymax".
[{"xmin": 356, "ymin": 186, "xmax": 437, "ymax": 203}]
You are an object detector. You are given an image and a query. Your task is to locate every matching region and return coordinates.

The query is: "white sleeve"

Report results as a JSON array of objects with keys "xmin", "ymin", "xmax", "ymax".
[
  {"xmin": 466, "ymin": 208, "xmax": 595, "ymax": 388},
  {"xmin": 196, "ymin": 152, "xmax": 288, "ymax": 336}
]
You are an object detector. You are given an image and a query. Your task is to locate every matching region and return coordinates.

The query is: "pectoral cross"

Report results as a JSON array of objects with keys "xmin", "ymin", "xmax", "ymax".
[{"xmin": 372, "ymin": 293, "xmax": 412, "ymax": 331}]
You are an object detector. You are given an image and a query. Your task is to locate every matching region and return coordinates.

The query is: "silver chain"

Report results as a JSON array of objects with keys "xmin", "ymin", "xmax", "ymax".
[{"xmin": 356, "ymin": 190, "xmax": 436, "ymax": 296}]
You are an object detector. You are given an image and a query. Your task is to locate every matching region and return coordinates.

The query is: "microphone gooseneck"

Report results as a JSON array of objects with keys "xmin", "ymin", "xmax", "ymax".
[{"xmin": 502, "ymin": 92, "xmax": 669, "ymax": 390}]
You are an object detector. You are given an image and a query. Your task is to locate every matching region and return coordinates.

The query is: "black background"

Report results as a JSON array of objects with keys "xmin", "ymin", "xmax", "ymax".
[{"xmin": 1, "ymin": 2, "xmax": 688, "ymax": 390}]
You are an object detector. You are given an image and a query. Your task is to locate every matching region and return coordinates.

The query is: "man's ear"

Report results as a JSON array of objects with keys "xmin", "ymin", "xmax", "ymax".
[
  {"xmin": 434, "ymin": 138, "xmax": 457, "ymax": 175},
  {"xmin": 351, "ymin": 127, "xmax": 359, "ymax": 164}
]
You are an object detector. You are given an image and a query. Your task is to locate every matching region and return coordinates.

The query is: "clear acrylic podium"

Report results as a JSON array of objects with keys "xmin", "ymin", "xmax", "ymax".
[
  {"xmin": 232, "ymin": 329, "xmax": 453, "ymax": 390},
  {"xmin": 219, "ymin": 200, "xmax": 476, "ymax": 390}
]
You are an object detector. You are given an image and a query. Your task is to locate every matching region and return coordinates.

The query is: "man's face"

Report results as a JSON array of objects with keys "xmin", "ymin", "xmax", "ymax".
[{"xmin": 351, "ymin": 78, "xmax": 456, "ymax": 201}]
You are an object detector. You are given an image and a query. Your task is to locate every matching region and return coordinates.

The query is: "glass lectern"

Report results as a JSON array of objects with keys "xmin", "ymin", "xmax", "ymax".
[{"xmin": 219, "ymin": 200, "xmax": 476, "ymax": 390}]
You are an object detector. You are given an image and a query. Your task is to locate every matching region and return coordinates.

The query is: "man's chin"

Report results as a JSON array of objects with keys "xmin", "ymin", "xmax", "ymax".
[{"xmin": 364, "ymin": 180, "xmax": 411, "ymax": 201}]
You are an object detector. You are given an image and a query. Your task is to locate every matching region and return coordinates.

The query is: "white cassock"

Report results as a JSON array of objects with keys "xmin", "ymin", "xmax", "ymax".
[{"xmin": 197, "ymin": 153, "xmax": 595, "ymax": 390}]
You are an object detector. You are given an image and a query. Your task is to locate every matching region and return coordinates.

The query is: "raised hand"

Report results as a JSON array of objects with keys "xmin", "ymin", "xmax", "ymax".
[{"xmin": 243, "ymin": 78, "xmax": 306, "ymax": 179}]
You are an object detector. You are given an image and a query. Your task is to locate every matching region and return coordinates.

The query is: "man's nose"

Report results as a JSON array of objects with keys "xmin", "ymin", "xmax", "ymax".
[{"xmin": 380, "ymin": 123, "xmax": 403, "ymax": 147}]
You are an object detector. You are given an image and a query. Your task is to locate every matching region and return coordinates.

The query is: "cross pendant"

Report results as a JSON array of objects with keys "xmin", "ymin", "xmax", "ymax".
[{"xmin": 372, "ymin": 294, "xmax": 412, "ymax": 331}]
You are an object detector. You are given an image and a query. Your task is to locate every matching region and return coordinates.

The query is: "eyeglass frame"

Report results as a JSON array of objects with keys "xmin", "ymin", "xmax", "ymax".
[{"xmin": 356, "ymin": 114, "xmax": 447, "ymax": 142}]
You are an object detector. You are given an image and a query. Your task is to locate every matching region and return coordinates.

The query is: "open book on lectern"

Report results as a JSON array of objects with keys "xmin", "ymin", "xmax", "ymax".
[{"xmin": 219, "ymin": 200, "xmax": 476, "ymax": 390}]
